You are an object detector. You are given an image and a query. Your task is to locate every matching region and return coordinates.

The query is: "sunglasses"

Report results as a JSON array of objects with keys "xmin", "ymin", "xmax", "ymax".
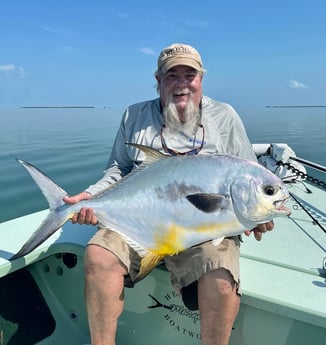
[{"xmin": 160, "ymin": 124, "xmax": 205, "ymax": 156}]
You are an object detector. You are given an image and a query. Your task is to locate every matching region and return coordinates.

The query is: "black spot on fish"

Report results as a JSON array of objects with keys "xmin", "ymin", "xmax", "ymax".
[{"xmin": 155, "ymin": 182, "xmax": 202, "ymax": 202}]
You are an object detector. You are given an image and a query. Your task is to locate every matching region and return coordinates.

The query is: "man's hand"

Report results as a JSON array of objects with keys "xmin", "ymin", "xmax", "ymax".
[
  {"xmin": 244, "ymin": 221, "xmax": 274, "ymax": 241},
  {"xmin": 63, "ymin": 191, "xmax": 98, "ymax": 225}
]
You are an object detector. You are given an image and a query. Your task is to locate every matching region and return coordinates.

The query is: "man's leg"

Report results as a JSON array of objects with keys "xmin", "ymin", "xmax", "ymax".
[
  {"xmin": 84, "ymin": 244, "xmax": 127, "ymax": 345},
  {"xmin": 198, "ymin": 268, "xmax": 240, "ymax": 345}
]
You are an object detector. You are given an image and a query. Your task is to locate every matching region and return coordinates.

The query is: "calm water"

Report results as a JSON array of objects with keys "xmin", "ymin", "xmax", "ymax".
[{"xmin": 1, "ymin": 106, "xmax": 325, "ymax": 223}]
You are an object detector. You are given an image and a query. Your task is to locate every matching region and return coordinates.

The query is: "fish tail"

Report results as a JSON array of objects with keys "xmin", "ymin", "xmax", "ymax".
[
  {"xmin": 10, "ymin": 160, "xmax": 71, "ymax": 260},
  {"xmin": 16, "ymin": 159, "xmax": 68, "ymax": 209},
  {"xmin": 9, "ymin": 209, "xmax": 70, "ymax": 260}
]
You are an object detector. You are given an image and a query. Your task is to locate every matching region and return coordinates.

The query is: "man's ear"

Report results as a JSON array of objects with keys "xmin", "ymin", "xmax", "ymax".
[{"xmin": 155, "ymin": 72, "xmax": 161, "ymax": 83}]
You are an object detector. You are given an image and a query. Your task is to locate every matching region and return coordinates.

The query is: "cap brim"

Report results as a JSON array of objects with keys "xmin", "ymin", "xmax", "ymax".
[{"xmin": 160, "ymin": 58, "xmax": 203, "ymax": 74}]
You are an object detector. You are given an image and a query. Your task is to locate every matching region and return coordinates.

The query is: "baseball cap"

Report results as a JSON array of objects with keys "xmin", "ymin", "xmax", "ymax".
[{"xmin": 157, "ymin": 43, "xmax": 204, "ymax": 74}]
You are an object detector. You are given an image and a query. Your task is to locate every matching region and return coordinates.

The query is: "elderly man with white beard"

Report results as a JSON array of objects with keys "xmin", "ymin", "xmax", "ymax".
[{"xmin": 64, "ymin": 43, "xmax": 274, "ymax": 345}]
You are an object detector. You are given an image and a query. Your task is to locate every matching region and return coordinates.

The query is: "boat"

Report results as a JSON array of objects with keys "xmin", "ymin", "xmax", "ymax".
[{"xmin": 0, "ymin": 143, "xmax": 325, "ymax": 345}]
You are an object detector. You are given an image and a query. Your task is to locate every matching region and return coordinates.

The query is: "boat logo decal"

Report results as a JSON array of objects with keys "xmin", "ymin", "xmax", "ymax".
[{"xmin": 147, "ymin": 290, "xmax": 201, "ymax": 340}]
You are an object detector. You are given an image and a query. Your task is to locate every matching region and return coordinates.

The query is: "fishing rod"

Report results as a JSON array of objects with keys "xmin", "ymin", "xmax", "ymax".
[
  {"xmin": 289, "ymin": 191, "xmax": 326, "ymax": 234},
  {"xmin": 290, "ymin": 156, "xmax": 326, "ymax": 173}
]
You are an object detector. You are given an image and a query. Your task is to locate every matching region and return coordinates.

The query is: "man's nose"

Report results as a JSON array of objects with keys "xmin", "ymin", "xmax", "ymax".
[{"xmin": 175, "ymin": 76, "xmax": 188, "ymax": 87}]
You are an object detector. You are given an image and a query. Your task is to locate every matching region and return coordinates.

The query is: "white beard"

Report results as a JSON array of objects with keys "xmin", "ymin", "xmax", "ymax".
[{"xmin": 163, "ymin": 97, "xmax": 201, "ymax": 138}]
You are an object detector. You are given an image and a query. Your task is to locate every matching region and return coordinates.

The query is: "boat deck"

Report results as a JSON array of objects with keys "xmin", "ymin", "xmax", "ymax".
[{"xmin": 241, "ymin": 181, "xmax": 326, "ymax": 328}]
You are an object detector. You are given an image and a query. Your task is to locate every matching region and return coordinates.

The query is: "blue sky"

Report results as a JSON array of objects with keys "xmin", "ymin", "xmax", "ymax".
[{"xmin": 1, "ymin": 0, "xmax": 325, "ymax": 108}]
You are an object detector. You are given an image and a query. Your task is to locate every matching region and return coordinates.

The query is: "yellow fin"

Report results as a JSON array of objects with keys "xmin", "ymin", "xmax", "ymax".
[{"xmin": 136, "ymin": 252, "xmax": 164, "ymax": 282}]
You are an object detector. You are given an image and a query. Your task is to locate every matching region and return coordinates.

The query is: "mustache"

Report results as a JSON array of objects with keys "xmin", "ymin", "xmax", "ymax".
[{"xmin": 174, "ymin": 88, "xmax": 191, "ymax": 95}]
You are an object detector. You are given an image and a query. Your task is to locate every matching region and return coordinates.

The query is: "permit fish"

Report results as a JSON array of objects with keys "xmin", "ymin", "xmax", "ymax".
[{"xmin": 10, "ymin": 144, "xmax": 290, "ymax": 280}]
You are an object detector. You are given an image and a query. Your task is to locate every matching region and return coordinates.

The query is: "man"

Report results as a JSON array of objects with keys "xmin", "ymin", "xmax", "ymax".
[{"xmin": 64, "ymin": 43, "xmax": 274, "ymax": 345}]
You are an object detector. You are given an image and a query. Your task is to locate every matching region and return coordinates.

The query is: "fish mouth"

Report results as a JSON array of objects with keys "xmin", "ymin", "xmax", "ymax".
[{"xmin": 273, "ymin": 197, "xmax": 291, "ymax": 215}]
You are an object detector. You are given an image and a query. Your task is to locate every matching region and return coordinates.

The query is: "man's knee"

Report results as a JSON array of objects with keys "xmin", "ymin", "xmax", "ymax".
[
  {"xmin": 84, "ymin": 244, "xmax": 127, "ymax": 276},
  {"xmin": 214, "ymin": 268, "xmax": 237, "ymax": 295},
  {"xmin": 199, "ymin": 268, "xmax": 238, "ymax": 297}
]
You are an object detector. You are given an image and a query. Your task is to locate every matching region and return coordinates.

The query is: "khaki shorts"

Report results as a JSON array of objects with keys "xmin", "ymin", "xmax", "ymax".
[{"xmin": 88, "ymin": 228, "xmax": 241, "ymax": 310}]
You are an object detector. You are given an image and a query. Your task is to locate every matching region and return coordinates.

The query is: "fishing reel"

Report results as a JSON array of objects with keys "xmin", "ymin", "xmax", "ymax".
[{"xmin": 253, "ymin": 143, "xmax": 307, "ymax": 182}]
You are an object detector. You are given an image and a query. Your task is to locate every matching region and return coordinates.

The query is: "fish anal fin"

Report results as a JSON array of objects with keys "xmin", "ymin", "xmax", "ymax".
[
  {"xmin": 186, "ymin": 193, "xmax": 229, "ymax": 213},
  {"xmin": 136, "ymin": 252, "xmax": 164, "ymax": 282},
  {"xmin": 135, "ymin": 223, "xmax": 187, "ymax": 282}
]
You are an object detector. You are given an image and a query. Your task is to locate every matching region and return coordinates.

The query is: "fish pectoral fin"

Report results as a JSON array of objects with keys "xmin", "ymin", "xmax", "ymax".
[
  {"xmin": 135, "ymin": 252, "xmax": 164, "ymax": 282},
  {"xmin": 186, "ymin": 193, "xmax": 229, "ymax": 213}
]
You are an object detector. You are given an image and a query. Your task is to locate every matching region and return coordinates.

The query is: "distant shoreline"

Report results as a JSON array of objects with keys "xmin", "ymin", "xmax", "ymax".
[
  {"xmin": 266, "ymin": 105, "xmax": 326, "ymax": 108},
  {"xmin": 21, "ymin": 106, "xmax": 95, "ymax": 109}
]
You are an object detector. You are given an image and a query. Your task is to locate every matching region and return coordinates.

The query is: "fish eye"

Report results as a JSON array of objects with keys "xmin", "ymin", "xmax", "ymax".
[{"xmin": 264, "ymin": 185, "xmax": 278, "ymax": 196}]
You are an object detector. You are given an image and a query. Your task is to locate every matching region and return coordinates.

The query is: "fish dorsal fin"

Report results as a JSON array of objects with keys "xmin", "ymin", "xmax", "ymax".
[
  {"xmin": 186, "ymin": 193, "xmax": 229, "ymax": 213},
  {"xmin": 91, "ymin": 144, "xmax": 167, "ymax": 199},
  {"xmin": 126, "ymin": 143, "xmax": 167, "ymax": 166}
]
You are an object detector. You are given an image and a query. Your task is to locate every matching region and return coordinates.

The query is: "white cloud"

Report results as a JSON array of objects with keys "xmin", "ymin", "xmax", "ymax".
[
  {"xmin": 288, "ymin": 79, "xmax": 308, "ymax": 89},
  {"xmin": 183, "ymin": 19, "xmax": 209, "ymax": 29},
  {"xmin": 139, "ymin": 47, "xmax": 156, "ymax": 56},
  {"xmin": 0, "ymin": 64, "xmax": 17, "ymax": 72},
  {"xmin": 41, "ymin": 25, "xmax": 58, "ymax": 33},
  {"xmin": 57, "ymin": 45, "xmax": 77, "ymax": 53},
  {"xmin": 41, "ymin": 25, "xmax": 75, "ymax": 36},
  {"xmin": 16, "ymin": 66, "xmax": 26, "ymax": 78},
  {"xmin": 117, "ymin": 13, "xmax": 129, "ymax": 19},
  {"xmin": 0, "ymin": 64, "xmax": 25, "ymax": 78}
]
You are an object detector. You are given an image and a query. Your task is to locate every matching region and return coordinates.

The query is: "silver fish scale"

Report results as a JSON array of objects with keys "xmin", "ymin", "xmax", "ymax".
[{"xmin": 75, "ymin": 154, "xmax": 285, "ymax": 253}]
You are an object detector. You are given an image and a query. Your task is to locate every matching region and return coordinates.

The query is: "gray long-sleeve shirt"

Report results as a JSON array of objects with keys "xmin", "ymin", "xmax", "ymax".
[{"xmin": 85, "ymin": 96, "xmax": 256, "ymax": 196}]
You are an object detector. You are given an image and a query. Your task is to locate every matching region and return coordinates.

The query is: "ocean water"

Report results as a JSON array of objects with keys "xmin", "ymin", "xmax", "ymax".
[{"xmin": 1, "ymin": 106, "xmax": 325, "ymax": 223}]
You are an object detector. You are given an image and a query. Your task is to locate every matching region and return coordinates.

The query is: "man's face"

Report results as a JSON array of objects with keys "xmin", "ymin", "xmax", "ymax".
[{"xmin": 157, "ymin": 65, "xmax": 203, "ymax": 113}]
